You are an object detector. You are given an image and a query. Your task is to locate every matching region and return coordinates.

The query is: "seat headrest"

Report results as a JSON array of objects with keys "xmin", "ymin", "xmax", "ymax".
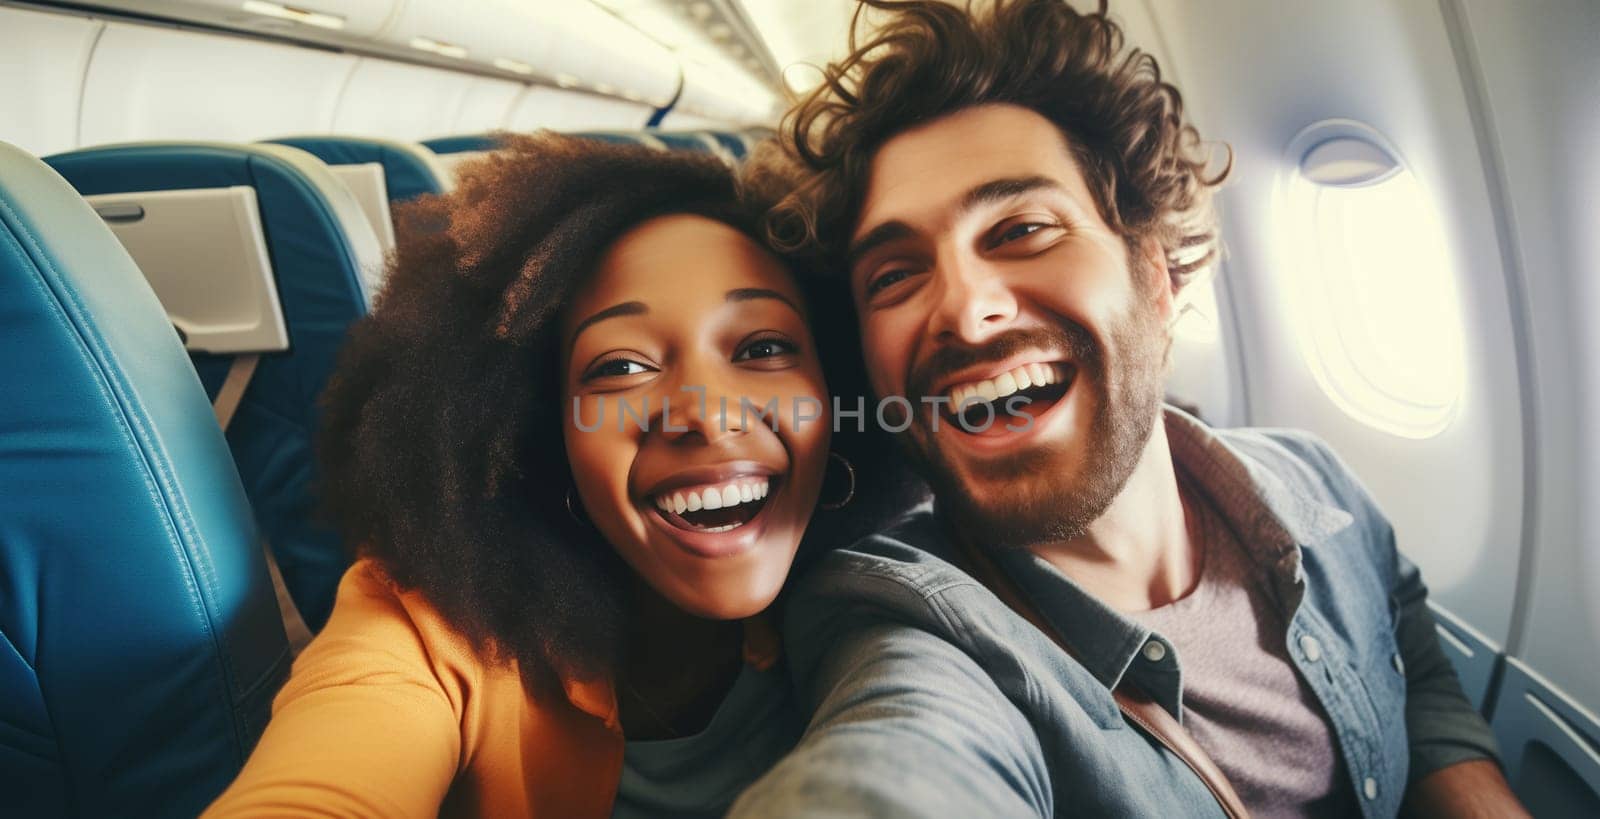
[
  {"xmin": 0, "ymin": 139, "xmax": 289, "ymax": 816},
  {"xmin": 46, "ymin": 141, "xmax": 384, "ymax": 307},
  {"xmin": 267, "ymin": 135, "xmax": 453, "ymax": 202},
  {"xmin": 421, "ymin": 133, "xmax": 503, "ymax": 156}
]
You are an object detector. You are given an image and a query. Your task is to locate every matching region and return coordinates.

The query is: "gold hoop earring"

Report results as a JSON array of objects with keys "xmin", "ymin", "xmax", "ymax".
[
  {"xmin": 820, "ymin": 452, "xmax": 856, "ymax": 511},
  {"xmin": 565, "ymin": 487, "xmax": 591, "ymax": 526}
]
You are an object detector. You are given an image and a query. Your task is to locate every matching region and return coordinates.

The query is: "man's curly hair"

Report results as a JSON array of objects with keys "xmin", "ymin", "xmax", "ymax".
[
  {"xmin": 319, "ymin": 134, "xmax": 770, "ymax": 694},
  {"xmin": 317, "ymin": 133, "xmax": 918, "ymax": 696},
  {"xmin": 769, "ymin": 0, "xmax": 1229, "ymax": 291}
]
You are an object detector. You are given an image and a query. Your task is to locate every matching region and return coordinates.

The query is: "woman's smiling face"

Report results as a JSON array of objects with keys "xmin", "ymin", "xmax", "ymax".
[{"xmin": 561, "ymin": 214, "xmax": 830, "ymax": 620}]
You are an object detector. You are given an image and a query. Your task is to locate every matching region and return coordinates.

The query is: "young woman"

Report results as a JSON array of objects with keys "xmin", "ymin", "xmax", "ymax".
[{"xmin": 203, "ymin": 134, "xmax": 881, "ymax": 818}]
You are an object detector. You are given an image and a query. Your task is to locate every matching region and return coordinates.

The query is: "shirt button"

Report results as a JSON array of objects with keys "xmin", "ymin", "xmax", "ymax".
[
  {"xmin": 1392, "ymin": 653, "xmax": 1406, "ymax": 675},
  {"xmin": 1363, "ymin": 777, "xmax": 1379, "ymax": 800},
  {"xmin": 1299, "ymin": 634, "xmax": 1322, "ymax": 662},
  {"xmin": 1142, "ymin": 639, "xmax": 1168, "ymax": 663}
]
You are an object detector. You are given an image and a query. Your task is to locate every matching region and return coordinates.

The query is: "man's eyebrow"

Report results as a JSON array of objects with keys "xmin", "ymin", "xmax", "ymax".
[
  {"xmin": 568, "ymin": 301, "xmax": 647, "ymax": 347},
  {"xmin": 726, "ymin": 287, "xmax": 804, "ymax": 316},
  {"xmin": 847, "ymin": 176, "xmax": 1064, "ymax": 270},
  {"xmin": 846, "ymin": 221, "xmax": 916, "ymax": 271},
  {"xmin": 960, "ymin": 175, "xmax": 1063, "ymax": 211}
]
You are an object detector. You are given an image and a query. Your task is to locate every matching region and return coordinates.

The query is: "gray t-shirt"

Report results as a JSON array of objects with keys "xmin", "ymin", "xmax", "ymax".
[
  {"xmin": 1129, "ymin": 485, "xmax": 1356, "ymax": 818},
  {"xmin": 612, "ymin": 660, "xmax": 801, "ymax": 818}
]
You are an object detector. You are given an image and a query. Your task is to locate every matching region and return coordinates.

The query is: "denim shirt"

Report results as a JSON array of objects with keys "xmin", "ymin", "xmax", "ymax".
[{"xmin": 732, "ymin": 408, "xmax": 1498, "ymax": 818}]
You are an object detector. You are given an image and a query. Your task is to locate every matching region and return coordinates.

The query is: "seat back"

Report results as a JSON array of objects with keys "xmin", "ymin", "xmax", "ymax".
[
  {"xmin": 265, "ymin": 137, "xmax": 450, "ymax": 257},
  {"xmin": 47, "ymin": 142, "xmax": 382, "ymax": 632},
  {"xmin": 0, "ymin": 139, "xmax": 290, "ymax": 817},
  {"xmin": 265, "ymin": 135, "xmax": 451, "ymax": 205},
  {"xmin": 704, "ymin": 130, "xmax": 751, "ymax": 160},
  {"xmin": 419, "ymin": 133, "xmax": 503, "ymax": 180}
]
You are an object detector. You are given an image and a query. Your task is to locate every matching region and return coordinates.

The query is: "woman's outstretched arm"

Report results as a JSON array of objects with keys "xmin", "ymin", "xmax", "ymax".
[{"xmin": 202, "ymin": 561, "xmax": 464, "ymax": 819}]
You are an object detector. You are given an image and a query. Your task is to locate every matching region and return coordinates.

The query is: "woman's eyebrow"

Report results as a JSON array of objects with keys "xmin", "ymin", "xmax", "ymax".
[
  {"xmin": 569, "ymin": 301, "xmax": 647, "ymax": 347},
  {"xmin": 726, "ymin": 288, "xmax": 802, "ymax": 316}
]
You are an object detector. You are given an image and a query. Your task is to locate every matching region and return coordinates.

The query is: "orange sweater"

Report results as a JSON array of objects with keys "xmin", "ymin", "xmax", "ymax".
[{"xmin": 204, "ymin": 559, "xmax": 778, "ymax": 818}]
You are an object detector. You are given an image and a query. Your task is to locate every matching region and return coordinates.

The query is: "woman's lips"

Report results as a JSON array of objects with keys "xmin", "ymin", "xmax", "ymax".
[
  {"xmin": 643, "ymin": 481, "xmax": 780, "ymax": 559},
  {"xmin": 651, "ymin": 476, "xmax": 769, "ymax": 519},
  {"xmin": 635, "ymin": 461, "xmax": 784, "ymax": 559}
]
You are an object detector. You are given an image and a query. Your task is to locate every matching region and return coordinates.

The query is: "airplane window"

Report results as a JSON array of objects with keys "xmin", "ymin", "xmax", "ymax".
[{"xmin": 1278, "ymin": 121, "xmax": 1467, "ymax": 439}]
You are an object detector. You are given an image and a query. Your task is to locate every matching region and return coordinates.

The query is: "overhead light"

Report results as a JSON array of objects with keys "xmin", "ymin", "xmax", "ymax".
[
  {"xmin": 240, "ymin": 1, "xmax": 345, "ymax": 30},
  {"xmin": 410, "ymin": 36, "xmax": 468, "ymax": 59},
  {"xmin": 595, "ymin": 83, "xmax": 617, "ymax": 95},
  {"xmin": 689, "ymin": 3, "xmax": 714, "ymax": 21},
  {"xmin": 623, "ymin": 89, "xmax": 643, "ymax": 101},
  {"xmin": 707, "ymin": 22, "xmax": 732, "ymax": 40},
  {"xmin": 493, "ymin": 57, "xmax": 534, "ymax": 75},
  {"xmin": 555, "ymin": 73, "xmax": 582, "ymax": 89}
]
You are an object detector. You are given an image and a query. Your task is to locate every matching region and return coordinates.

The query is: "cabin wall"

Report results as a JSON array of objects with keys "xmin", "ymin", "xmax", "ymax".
[
  {"xmin": 1145, "ymin": 0, "xmax": 1528, "ymax": 655},
  {"xmin": 1452, "ymin": 0, "xmax": 1600, "ymax": 716},
  {"xmin": 0, "ymin": 4, "xmax": 676, "ymax": 158}
]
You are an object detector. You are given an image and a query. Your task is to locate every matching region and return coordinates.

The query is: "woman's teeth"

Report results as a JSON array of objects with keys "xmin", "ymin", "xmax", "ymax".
[
  {"xmin": 654, "ymin": 478, "xmax": 769, "ymax": 516},
  {"xmin": 947, "ymin": 362, "xmax": 1069, "ymax": 407}
]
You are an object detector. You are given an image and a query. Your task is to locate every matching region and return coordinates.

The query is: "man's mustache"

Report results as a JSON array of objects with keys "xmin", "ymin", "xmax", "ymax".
[{"xmin": 905, "ymin": 323, "xmax": 1099, "ymax": 406}]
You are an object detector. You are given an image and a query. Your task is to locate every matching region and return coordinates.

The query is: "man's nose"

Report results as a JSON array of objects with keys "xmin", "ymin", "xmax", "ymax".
[{"xmin": 926, "ymin": 251, "xmax": 1020, "ymax": 346}]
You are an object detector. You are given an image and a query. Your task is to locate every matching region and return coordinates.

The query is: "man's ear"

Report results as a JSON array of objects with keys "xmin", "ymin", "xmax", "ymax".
[{"xmin": 1139, "ymin": 237, "xmax": 1176, "ymax": 323}]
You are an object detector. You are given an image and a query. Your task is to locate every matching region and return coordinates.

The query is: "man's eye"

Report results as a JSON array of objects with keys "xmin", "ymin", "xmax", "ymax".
[
  {"xmin": 735, "ymin": 338, "xmax": 798, "ymax": 360},
  {"xmin": 865, "ymin": 268, "xmax": 912, "ymax": 298},
  {"xmin": 586, "ymin": 358, "xmax": 653, "ymax": 379},
  {"xmin": 993, "ymin": 222, "xmax": 1051, "ymax": 247}
]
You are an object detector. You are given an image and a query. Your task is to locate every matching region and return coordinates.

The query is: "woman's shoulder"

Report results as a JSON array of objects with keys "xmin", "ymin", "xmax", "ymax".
[{"xmin": 283, "ymin": 558, "xmax": 518, "ymax": 710}]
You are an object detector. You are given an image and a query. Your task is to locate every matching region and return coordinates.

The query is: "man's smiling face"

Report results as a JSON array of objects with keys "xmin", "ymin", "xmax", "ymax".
[{"xmin": 848, "ymin": 103, "xmax": 1175, "ymax": 547}]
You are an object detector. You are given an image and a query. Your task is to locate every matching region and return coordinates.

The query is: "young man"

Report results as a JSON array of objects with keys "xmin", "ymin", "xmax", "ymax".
[{"xmin": 735, "ymin": 2, "xmax": 1525, "ymax": 816}]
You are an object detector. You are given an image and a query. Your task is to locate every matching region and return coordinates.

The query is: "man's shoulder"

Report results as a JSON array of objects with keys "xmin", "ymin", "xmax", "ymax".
[
  {"xmin": 801, "ymin": 503, "xmax": 977, "ymax": 599},
  {"xmin": 1212, "ymin": 425, "xmax": 1373, "ymax": 510}
]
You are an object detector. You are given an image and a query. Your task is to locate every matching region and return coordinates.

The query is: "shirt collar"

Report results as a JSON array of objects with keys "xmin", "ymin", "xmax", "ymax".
[
  {"xmin": 993, "ymin": 406, "xmax": 1355, "ymax": 696},
  {"xmin": 1163, "ymin": 406, "xmax": 1354, "ymax": 553}
]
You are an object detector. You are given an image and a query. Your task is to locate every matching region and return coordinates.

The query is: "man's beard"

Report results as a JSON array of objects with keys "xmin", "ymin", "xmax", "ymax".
[{"xmin": 899, "ymin": 290, "xmax": 1169, "ymax": 550}]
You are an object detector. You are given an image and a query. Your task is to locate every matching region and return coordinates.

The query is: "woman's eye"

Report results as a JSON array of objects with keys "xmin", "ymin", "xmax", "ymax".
[
  {"xmin": 865, "ymin": 268, "xmax": 912, "ymax": 298},
  {"xmin": 735, "ymin": 338, "xmax": 798, "ymax": 361},
  {"xmin": 585, "ymin": 358, "xmax": 654, "ymax": 380}
]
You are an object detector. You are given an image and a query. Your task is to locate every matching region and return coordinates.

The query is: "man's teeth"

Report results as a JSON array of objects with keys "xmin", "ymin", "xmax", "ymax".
[
  {"xmin": 653, "ymin": 478, "xmax": 770, "ymax": 516},
  {"xmin": 948, "ymin": 362, "xmax": 1068, "ymax": 407}
]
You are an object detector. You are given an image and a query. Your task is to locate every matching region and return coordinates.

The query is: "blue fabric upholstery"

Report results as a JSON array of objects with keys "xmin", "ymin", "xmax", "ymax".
[
  {"xmin": 267, "ymin": 136, "xmax": 450, "ymax": 203},
  {"xmin": 421, "ymin": 134, "xmax": 502, "ymax": 155},
  {"xmin": 0, "ymin": 140, "xmax": 290, "ymax": 817},
  {"xmin": 46, "ymin": 142, "xmax": 380, "ymax": 632},
  {"xmin": 706, "ymin": 131, "xmax": 749, "ymax": 159},
  {"xmin": 647, "ymin": 131, "xmax": 714, "ymax": 153}
]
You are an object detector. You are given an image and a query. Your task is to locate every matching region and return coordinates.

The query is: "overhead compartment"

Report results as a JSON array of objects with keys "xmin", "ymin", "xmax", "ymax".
[
  {"xmin": 373, "ymin": 0, "xmax": 679, "ymax": 108},
  {"xmin": 82, "ymin": 0, "xmax": 401, "ymax": 38},
  {"xmin": 677, "ymin": 57, "xmax": 780, "ymax": 126}
]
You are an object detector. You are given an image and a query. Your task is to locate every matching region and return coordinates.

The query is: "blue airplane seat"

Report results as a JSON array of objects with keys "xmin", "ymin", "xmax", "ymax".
[
  {"xmin": 266, "ymin": 135, "xmax": 451, "ymax": 203},
  {"xmin": 705, "ymin": 131, "xmax": 750, "ymax": 159},
  {"xmin": 46, "ymin": 142, "xmax": 384, "ymax": 633},
  {"xmin": 0, "ymin": 140, "xmax": 291, "ymax": 817},
  {"xmin": 647, "ymin": 130, "xmax": 715, "ymax": 154},
  {"xmin": 421, "ymin": 134, "xmax": 502, "ymax": 156}
]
